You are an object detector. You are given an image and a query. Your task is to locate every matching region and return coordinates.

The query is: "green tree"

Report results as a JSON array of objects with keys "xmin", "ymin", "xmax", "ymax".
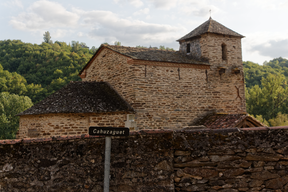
[
  {"xmin": 159, "ymin": 45, "xmax": 165, "ymax": 50},
  {"xmin": 43, "ymin": 31, "xmax": 52, "ymax": 44},
  {"xmin": 252, "ymin": 114, "xmax": 269, "ymax": 126},
  {"xmin": 246, "ymin": 74, "xmax": 288, "ymax": 122},
  {"xmin": 261, "ymin": 74, "xmax": 288, "ymax": 119},
  {"xmin": 90, "ymin": 46, "xmax": 97, "ymax": 53},
  {"xmin": 0, "ymin": 92, "xmax": 33, "ymax": 139},
  {"xmin": 269, "ymin": 112, "xmax": 288, "ymax": 127},
  {"xmin": 49, "ymin": 77, "xmax": 67, "ymax": 93},
  {"xmin": 71, "ymin": 41, "xmax": 80, "ymax": 52},
  {"xmin": 114, "ymin": 41, "xmax": 121, "ymax": 46},
  {"xmin": 0, "ymin": 64, "xmax": 46, "ymax": 103},
  {"xmin": 0, "ymin": 39, "xmax": 92, "ymax": 102},
  {"xmin": 136, "ymin": 45, "xmax": 147, "ymax": 48}
]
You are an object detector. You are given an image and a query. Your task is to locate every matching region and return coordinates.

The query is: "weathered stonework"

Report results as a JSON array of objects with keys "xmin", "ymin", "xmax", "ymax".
[
  {"xmin": 83, "ymin": 48, "xmax": 136, "ymax": 104},
  {"xmin": 179, "ymin": 34, "xmax": 246, "ymax": 114},
  {"xmin": 3, "ymin": 127, "xmax": 288, "ymax": 191},
  {"xmin": 17, "ymin": 113, "xmax": 127, "ymax": 139},
  {"xmin": 1, "ymin": 131, "xmax": 175, "ymax": 192},
  {"xmin": 201, "ymin": 34, "xmax": 246, "ymax": 114},
  {"xmin": 179, "ymin": 38, "xmax": 202, "ymax": 59},
  {"xmin": 17, "ymin": 19, "xmax": 247, "ymax": 136},
  {"xmin": 81, "ymin": 34, "xmax": 246, "ymax": 130}
]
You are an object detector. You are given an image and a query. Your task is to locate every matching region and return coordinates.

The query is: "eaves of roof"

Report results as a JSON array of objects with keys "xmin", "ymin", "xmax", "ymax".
[{"xmin": 78, "ymin": 44, "xmax": 210, "ymax": 76}]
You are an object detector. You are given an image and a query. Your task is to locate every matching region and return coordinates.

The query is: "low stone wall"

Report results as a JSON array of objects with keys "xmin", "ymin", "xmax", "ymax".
[
  {"xmin": 173, "ymin": 127, "xmax": 288, "ymax": 191},
  {"xmin": 2, "ymin": 127, "xmax": 288, "ymax": 191},
  {"xmin": 0, "ymin": 131, "xmax": 174, "ymax": 192}
]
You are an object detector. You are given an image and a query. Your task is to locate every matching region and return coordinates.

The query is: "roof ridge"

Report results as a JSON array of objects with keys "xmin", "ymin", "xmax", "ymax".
[
  {"xmin": 78, "ymin": 43, "xmax": 211, "ymax": 75},
  {"xmin": 207, "ymin": 17, "xmax": 212, "ymax": 32},
  {"xmin": 106, "ymin": 44, "xmax": 176, "ymax": 52},
  {"xmin": 177, "ymin": 18, "xmax": 244, "ymax": 41}
]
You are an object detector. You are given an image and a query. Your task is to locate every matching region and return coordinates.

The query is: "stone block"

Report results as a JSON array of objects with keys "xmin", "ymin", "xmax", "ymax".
[
  {"xmin": 251, "ymin": 171, "xmax": 279, "ymax": 180},
  {"xmin": 246, "ymin": 154, "xmax": 283, "ymax": 161},
  {"xmin": 265, "ymin": 176, "xmax": 288, "ymax": 189},
  {"xmin": 183, "ymin": 168, "xmax": 218, "ymax": 178}
]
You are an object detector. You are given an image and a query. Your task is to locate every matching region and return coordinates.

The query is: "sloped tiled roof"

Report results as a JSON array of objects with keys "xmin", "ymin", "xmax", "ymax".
[
  {"xmin": 193, "ymin": 113, "xmax": 265, "ymax": 129},
  {"xmin": 104, "ymin": 45, "xmax": 209, "ymax": 64},
  {"xmin": 18, "ymin": 81, "xmax": 134, "ymax": 116},
  {"xmin": 79, "ymin": 44, "xmax": 210, "ymax": 75},
  {"xmin": 177, "ymin": 17, "xmax": 244, "ymax": 41}
]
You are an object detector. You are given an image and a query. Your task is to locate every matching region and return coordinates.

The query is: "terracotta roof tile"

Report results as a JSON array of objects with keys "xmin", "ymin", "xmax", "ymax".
[
  {"xmin": 201, "ymin": 114, "xmax": 246, "ymax": 129},
  {"xmin": 177, "ymin": 17, "xmax": 244, "ymax": 41},
  {"xmin": 193, "ymin": 113, "xmax": 265, "ymax": 129},
  {"xmin": 18, "ymin": 81, "xmax": 134, "ymax": 116}
]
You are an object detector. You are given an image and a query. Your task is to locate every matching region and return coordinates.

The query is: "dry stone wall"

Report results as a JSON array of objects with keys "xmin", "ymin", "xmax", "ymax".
[
  {"xmin": 17, "ymin": 113, "xmax": 127, "ymax": 139},
  {"xmin": 1, "ymin": 131, "xmax": 174, "ymax": 192},
  {"xmin": 3, "ymin": 127, "xmax": 288, "ymax": 191},
  {"xmin": 173, "ymin": 127, "xmax": 288, "ymax": 191}
]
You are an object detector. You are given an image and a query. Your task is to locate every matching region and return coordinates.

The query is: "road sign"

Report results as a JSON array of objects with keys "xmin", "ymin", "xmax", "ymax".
[
  {"xmin": 89, "ymin": 127, "xmax": 129, "ymax": 192},
  {"xmin": 89, "ymin": 127, "xmax": 129, "ymax": 136}
]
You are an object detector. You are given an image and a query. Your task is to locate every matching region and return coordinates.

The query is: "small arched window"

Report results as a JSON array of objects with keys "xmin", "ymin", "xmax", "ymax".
[
  {"xmin": 187, "ymin": 43, "xmax": 191, "ymax": 54},
  {"xmin": 222, "ymin": 44, "xmax": 227, "ymax": 60}
]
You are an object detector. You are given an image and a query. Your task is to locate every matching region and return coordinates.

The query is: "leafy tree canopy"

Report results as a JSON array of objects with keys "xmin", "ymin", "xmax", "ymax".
[
  {"xmin": 244, "ymin": 57, "xmax": 288, "ymax": 126},
  {"xmin": 0, "ymin": 64, "xmax": 46, "ymax": 103},
  {"xmin": 0, "ymin": 92, "xmax": 33, "ymax": 139},
  {"xmin": 43, "ymin": 31, "xmax": 52, "ymax": 44},
  {"xmin": 0, "ymin": 39, "xmax": 98, "ymax": 102}
]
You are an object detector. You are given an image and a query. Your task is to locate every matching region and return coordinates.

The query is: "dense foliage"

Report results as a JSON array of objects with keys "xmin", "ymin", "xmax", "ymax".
[
  {"xmin": 0, "ymin": 39, "xmax": 97, "ymax": 103},
  {"xmin": 0, "ymin": 92, "xmax": 33, "ymax": 139},
  {"xmin": 244, "ymin": 58, "xmax": 288, "ymax": 126}
]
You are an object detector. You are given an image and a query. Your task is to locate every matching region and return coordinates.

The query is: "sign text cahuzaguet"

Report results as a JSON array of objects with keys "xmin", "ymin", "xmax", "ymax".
[{"xmin": 89, "ymin": 127, "xmax": 129, "ymax": 136}]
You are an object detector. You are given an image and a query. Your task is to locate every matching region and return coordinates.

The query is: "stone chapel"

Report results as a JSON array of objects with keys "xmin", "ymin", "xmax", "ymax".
[{"xmin": 16, "ymin": 17, "xmax": 264, "ymax": 138}]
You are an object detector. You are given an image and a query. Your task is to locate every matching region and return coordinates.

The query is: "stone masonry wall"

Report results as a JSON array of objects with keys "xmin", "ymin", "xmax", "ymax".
[
  {"xmin": 3, "ymin": 127, "xmax": 288, "ymax": 191},
  {"xmin": 17, "ymin": 113, "xmax": 128, "ymax": 139},
  {"xmin": 173, "ymin": 127, "xmax": 288, "ymax": 191},
  {"xmin": 82, "ymin": 46, "xmax": 245, "ymax": 130},
  {"xmin": 179, "ymin": 38, "xmax": 202, "ymax": 59},
  {"xmin": 200, "ymin": 34, "xmax": 246, "ymax": 113},
  {"xmin": 131, "ymin": 64, "xmax": 213, "ymax": 129},
  {"xmin": 1, "ymin": 131, "xmax": 174, "ymax": 192},
  {"xmin": 179, "ymin": 34, "xmax": 246, "ymax": 114},
  {"xmin": 82, "ymin": 48, "xmax": 136, "ymax": 104}
]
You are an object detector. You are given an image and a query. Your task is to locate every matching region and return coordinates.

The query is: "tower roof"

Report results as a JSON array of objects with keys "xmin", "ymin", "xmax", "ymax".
[{"xmin": 177, "ymin": 17, "xmax": 244, "ymax": 42}]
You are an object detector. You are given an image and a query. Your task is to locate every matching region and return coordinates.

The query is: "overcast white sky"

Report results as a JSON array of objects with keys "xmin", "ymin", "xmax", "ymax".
[{"xmin": 1, "ymin": 0, "xmax": 288, "ymax": 64}]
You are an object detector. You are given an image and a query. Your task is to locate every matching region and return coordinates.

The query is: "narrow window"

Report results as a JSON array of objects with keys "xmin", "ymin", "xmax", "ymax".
[
  {"xmin": 222, "ymin": 44, "xmax": 227, "ymax": 60},
  {"xmin": 186, "ymin": 43, "xmax": 191, "ymax": 53}
]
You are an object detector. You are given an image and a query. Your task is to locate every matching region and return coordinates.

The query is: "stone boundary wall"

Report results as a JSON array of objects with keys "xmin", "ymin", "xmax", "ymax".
[{"xmin": 1, "ymin": 127, "xmax": 288, "ymax": 191}]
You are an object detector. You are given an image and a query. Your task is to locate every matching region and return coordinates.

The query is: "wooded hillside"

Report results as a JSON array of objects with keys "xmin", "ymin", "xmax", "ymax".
[
  {"xmin": 244, "ymin": 58, "xmax": 288, "ymax": 126},
  {"xmin": 0, "ymin": 40, "xmax": 97, "ymax": 103}
]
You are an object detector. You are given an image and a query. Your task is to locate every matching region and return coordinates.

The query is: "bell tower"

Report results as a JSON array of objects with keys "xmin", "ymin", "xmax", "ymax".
[
  {"xmin": 177, "ymin": 17, "xmax": 244, "ymax": 63},
  {"xmin": 177, "ymin": 17, "xmax": 247, "ymax": 114}
]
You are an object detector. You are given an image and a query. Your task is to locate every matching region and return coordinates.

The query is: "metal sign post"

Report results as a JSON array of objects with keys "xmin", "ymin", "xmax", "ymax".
[
  {"xmin": 89, "ymin": 127, "xmax": 129, "ymax": 192},
  {"xmin": 104, "ymin": 136, "xmax": 111, "ymax": 192}
]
